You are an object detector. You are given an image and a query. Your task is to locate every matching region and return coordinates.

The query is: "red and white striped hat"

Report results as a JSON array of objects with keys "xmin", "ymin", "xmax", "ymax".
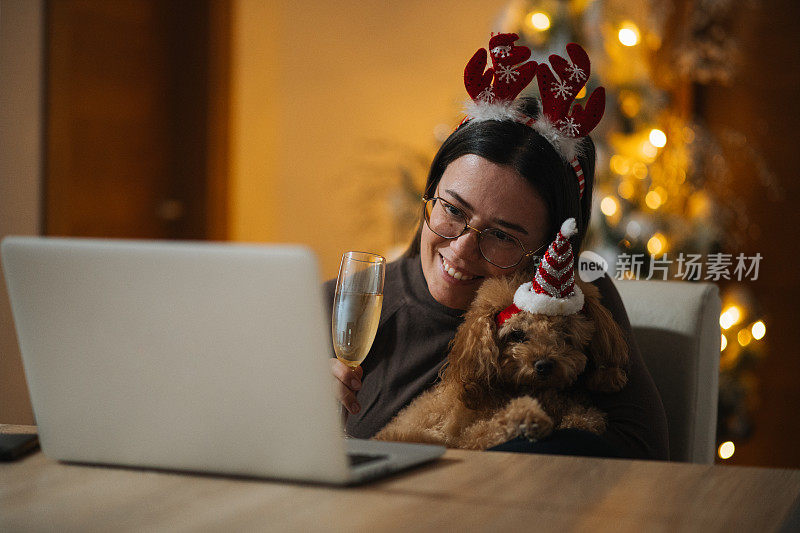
[{"xmin": 497, "ymin": 218, "xmax": 584, "ymax": 325}]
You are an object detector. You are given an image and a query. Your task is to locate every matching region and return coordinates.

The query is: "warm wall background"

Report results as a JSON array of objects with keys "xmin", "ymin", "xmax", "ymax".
[
  {"xmin": 228, "ymin": 0, "xmax": 512, "ymax": 278},
  {"xmin": 0, "ymin": 0, "xmax": 511, "ymax": 423}
]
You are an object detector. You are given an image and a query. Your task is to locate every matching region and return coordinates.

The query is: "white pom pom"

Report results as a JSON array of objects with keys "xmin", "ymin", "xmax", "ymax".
[
  {"xmin": 560, "ymin": 218, "xmax": 577, "ymax": 238},
  {"xmin": 463, "ymin": 99, "xmax": 526, "ymax": 123}
]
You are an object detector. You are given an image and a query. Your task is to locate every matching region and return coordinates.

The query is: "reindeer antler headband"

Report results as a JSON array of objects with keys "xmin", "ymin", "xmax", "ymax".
[{"xmin": 461, "ymin": 34, "xmax": 605, "ymax": 199}]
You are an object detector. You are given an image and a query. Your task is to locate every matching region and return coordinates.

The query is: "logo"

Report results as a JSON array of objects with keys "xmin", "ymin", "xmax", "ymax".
[{"xmin": 578, "ymin": 251, "xmax": 608, "ymax": 282}]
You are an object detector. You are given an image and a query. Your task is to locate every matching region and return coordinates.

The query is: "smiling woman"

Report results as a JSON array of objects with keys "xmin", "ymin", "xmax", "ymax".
[
  {"xmin": 324, "ymin": 106, "xmax": 668, "ymax": 459},
  {"xmin": 420, "ymin": 154, "xmax": 549, "ymax": 310},
  {"xmin": 325, "ymin": 38, "xmax": 668, "ymax": 459}
]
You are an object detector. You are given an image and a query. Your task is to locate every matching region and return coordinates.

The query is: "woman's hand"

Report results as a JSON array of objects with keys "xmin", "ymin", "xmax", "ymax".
[{"xmin": 330, "ymin": 358, "xmax": 363, "ymax": 414}]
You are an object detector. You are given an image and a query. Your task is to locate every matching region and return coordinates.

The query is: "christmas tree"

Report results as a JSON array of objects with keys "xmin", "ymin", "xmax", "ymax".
[{"xmin": 499, "ymin": 0, "xmax": 779, "ymax": 461}]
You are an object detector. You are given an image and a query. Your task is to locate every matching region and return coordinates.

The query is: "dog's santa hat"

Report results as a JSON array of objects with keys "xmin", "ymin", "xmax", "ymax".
[{"xmin": 496, "ymin": 218, "xmax": 584, "ymax": 326}]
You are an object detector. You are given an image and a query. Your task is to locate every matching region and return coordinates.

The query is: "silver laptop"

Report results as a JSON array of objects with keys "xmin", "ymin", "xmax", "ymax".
[{"xmin": 1, "ymin": 237, "xmax": 444, "ymax": 484}]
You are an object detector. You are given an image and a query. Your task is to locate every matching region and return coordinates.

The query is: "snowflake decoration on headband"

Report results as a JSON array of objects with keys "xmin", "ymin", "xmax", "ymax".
[
  {"xmin": 461, "ymin": 33, "xmax": 605, "ymax": 199},
  {"xmin": 497, "ymin": 64, "xmax": 521, "ymax": 83},
  {"xmin": 566, "ymin": 63, "xmax": 586, "ymax": 82},
  {"xmin": 477, "ymin": 87, "xmax": 495, "ymax": 103},
  {"xmin": 463, "ymin": 33, "xmax": 537, "ymax": 123},
  {"xmin": 490, "ymin": 45, "xmax": 512, "ymax": 58},
  {"xmin": 550, "ymin": 79, "xmax": 573, "ymax": 100},
  {"xmin": 557, "ymin": 117, "xmax": 580, "ymax": 137}
]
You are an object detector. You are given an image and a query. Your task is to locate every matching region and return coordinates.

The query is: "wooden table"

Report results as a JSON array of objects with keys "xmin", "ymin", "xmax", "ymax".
[{"xmin": 2, "ymin": 425, "xmax": 799, "ymax": 532}]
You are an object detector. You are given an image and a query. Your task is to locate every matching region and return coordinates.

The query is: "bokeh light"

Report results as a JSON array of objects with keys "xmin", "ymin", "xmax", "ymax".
[
  {"xmin": 647, "ymin": 233, "xmax": 666, "ymax": 255},
  {"xmin": 610, "ymin": 154, "xmax": 630, "ymax": 175},
  {"xmin": 738, "ymin": 329, "xmax": 752, "ymax": 347},
  {"xmin": 619, "ymin": 90, "xmax": 641, "ymax": 117},
  {"xmin": 641, "ymin": 141, "xmax": 658, "ymax": 159},
  {"xmin": 720, "ymin": 306, "xmax": 742, "ymax": 330},
  {"xmin": 530, "ymin": 12, "xmax": 551, "ymax": 31},
  {"xmin": 718, "ymin": 441, "xmax": 735, "ymax": 460},
  {"xmin": 649, "ymin": 128, "xmax": 667, "ymax": 147},
  {"xmin": 618, "ymin": 22, "xmax": 641, "ymax": 47},
  {"xmin": 618, "ymin": 180, "xmax": 635, "ymax": 199},
  {"xmin": 601, "ymin": 196, "xmax": 619, "ymax": 216},
  {"xmin": 645, "ymin": 190, "xmax": 663, "ymax": 210},
  {"xmin": 626, "ymin": 220, "xmax": 642, "ymax": 239}
]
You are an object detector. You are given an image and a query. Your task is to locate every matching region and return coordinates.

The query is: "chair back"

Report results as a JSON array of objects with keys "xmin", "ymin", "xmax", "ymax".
[{"xmin": 615, "ymin": 279, "xmax": 721, "ymax": 463}]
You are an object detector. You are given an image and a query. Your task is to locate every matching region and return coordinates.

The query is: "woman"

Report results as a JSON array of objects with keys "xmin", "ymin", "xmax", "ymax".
[{"xmin": 327, "ymin": 38, "xmax": 669, "ymax": 459}]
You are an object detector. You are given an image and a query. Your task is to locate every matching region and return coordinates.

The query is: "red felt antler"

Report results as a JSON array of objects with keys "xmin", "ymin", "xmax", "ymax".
[
  {"xmin": 464, "ymin": 33, "xmax": 537, "ymax": 105},
  {"xmin": 537, "ymin": 43, "xmax": 605, "ymax": 137}
]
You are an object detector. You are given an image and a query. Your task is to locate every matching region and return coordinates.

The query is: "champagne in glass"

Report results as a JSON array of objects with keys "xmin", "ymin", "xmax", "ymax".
[{"xmin": 332, "ymin": 252, "xmax": 385, "ymax": 369}]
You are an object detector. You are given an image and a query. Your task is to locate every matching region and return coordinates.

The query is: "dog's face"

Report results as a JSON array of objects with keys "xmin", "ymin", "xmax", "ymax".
[
  {"xmin": 443, "ymin": 274, "xmax": 628, "ymax": 410},
  {"xmin": 495, "ymin": 310, "xmax": 594, "ymax": 393}
]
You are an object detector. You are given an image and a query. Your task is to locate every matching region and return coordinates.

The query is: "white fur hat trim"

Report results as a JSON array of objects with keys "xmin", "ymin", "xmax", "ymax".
[
  {"xmin": 529, "ymin": 115, "xmax": 583, "ymax": 162},
  {"xmin": 513, "ymin": 281, "xmax": 584, "ymax": 316},
  {"xmin": 464, "ymin": 99, "xmax": 525, "ymax": 123},
  {"xmin": 462, "ymin": 103, "xmax": 587, "ymax": 163}
]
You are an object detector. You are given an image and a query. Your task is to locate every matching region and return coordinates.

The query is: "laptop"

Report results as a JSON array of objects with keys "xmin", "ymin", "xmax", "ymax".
[{"xmin": 1, "ymin": 237, "xmax": 444, "ymax": 485}]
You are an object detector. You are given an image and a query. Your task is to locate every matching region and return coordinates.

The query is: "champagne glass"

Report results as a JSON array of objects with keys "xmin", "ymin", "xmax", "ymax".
[{"xmin": 332, "ymin": 251, "xmax": 385, "ymax": 371}]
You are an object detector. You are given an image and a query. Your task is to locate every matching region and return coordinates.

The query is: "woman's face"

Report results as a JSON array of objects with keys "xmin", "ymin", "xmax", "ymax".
[{"xmin": 421, "ymin": 154, "xmax": 550, "ymax": 310}]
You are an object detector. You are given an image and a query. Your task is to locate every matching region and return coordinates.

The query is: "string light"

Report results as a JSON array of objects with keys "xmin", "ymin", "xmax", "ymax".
[
  {"xmin": 721, "ymin": 333, "xmax": 727, "ymax": 351},
  {"xmin": 738, "ymin": 329, "xmax": 752, "ymax": 347},
  {"xmin": 718, "ymin": 441, "xmax": 735, "ymax": 460},
  {"xmin": 632, "ymin": 161, "xmax": 648, "ymax": 179},
  {"xmin": 751, "ymin": 320, "xmax": 766, "ymax": 340},
  {"xmin": 625, "ymin": 220, "xmax": 641, "ymax": 239},
  {"xmin": 647, "ymin": 233, "xmax": 666, "ymax": 255},
  {"xmin": 649, "ymin": 128, "xmax": 667, "ymax": 147},
  {"xmin": 641, "ymin": 141, "xmax": 658, "ymax": 159},
  {"xmin": 720, "ymin": 306, "xmax": 742, "ymax": 330},
  {"xmin": 610, "ymin": 154, "xmax": 630, "ymax": 175},
  {"xmin": 618, "ymin": 180, "xmax": 634, "ymax": 199},
  {"xmin": 645, "ymin": 189, "xmax": 663, "ymax": 209},
  {"xmin": 618, "ymin": 21, "xmax": 641, "ymax": 47},
  {"xmin": 619, "ymin": 90, "xmax": 641, "ymax": 117},
  {"xmin": 601, "ymin": 196, "xmax": 619, "ymax": 216},
  {"xmin": 529, "ymin": 12, "xmax": 551, "ymax": 31}
]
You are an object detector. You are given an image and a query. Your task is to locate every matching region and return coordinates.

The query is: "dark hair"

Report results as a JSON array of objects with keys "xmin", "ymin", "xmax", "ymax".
[{"xmin": 405, "ymin": 97, "xmax": 595, "ymax": 263}]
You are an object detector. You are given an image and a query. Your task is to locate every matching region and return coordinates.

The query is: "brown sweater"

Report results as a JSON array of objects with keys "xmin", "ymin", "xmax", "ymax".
[{"xmin": 325, "ymin": 254, "xmax": 669, "ymax": 460}]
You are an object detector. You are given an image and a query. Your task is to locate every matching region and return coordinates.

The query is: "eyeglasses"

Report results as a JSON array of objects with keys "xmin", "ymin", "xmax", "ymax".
[{"xmin": 422, "ymin": 196, "xmax": 545, "ymax": 269}]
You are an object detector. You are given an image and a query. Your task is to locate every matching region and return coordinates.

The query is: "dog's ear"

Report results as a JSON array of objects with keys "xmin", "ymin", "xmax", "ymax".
[
  {"xmin": 444, "ymin": 313, "xmax": 501, "ymax": 410},
  {"xmin": 579, "ymin": 281, "xmax": 629, "ymax": 393},
  {"xmin": 468, "ymin": 276, "xmax": 518, "ymax": 316},
  {"xmin": 440, "ymin": 278, "xmax": 511, "ymax": 410}
]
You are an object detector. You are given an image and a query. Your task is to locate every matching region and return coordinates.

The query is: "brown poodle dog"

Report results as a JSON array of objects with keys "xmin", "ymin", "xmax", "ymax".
[{"xmin": 374, "ymin": 274, "xmax": 629, "ymax": 450}]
